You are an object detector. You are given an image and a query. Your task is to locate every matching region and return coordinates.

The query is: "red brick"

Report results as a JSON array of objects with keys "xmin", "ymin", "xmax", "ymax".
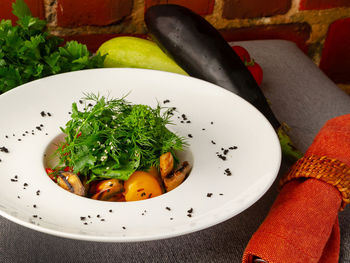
[
  {"xmin": 56, "ymin": 0, "xmax": 133, "ymax": 27},
  {"xmin": 145, "ymin": 0, "xmax": 215, "ymax": 15},
  {"xmin": 300, "ymin": 0, "xmax": 350, "ymax": 10},
  {"xmin": 0, "ymin": 0, "xmax": 44, "ymax": 22},
  {"xmin": 319, "ymin": 18, "xmax": 350, "ymax": 84},
  {"xmin": 62, "ymin": 34, "xmax": 149, "ymax": 53},
  {"xmin": 220, "ymin": 23, "xmax": 311, "ymax": 53},
  {"xmin": 223, "ymin": 0, "xmax": 291, "ymax": 19}
]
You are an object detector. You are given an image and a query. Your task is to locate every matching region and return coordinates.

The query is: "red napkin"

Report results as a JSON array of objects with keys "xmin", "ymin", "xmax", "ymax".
[{"xmin": 242, "ymin": 114, "xmax": 350, "ymax": 263}]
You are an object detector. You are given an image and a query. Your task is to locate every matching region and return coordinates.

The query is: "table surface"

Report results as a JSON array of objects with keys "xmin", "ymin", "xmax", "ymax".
[{"xmin": 0, "ymin": 40, "xmax": 349, "ymax": 263}]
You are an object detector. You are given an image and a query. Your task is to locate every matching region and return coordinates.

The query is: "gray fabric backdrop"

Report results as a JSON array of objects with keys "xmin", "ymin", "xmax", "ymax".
[{"xmin": 0, "ymin": 40, "xmax": 349, "ymax": 262}]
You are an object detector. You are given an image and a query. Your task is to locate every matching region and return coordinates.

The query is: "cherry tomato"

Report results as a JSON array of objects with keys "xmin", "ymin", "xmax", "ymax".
[
  {"xmin": 231, "ymin": 45, "xmax": 251, "ymax": 63},
  {"xmin": 124, "ymin": 171, "xmax": 163, "ymax": 201}
]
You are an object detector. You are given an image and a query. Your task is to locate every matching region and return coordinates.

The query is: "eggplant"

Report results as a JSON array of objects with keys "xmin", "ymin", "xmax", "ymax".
[{"xmin": 145, "ymin": 4, "xmax": 302, "ymax": 161}]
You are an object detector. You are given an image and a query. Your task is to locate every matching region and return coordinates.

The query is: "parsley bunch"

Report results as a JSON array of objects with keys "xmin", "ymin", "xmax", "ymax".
[
  {"xmin": 0, "ymin": 0, "xmax": 105, "ymax": 93},
  {"xmin": 57, "ymin": 94, "xmax": 186, "ymax": 182}
]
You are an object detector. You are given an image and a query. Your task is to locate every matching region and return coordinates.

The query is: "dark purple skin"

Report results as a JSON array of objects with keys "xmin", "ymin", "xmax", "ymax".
[{"xmin": 145, "ymin": 4, "xmax": 280, "ymax": 129}]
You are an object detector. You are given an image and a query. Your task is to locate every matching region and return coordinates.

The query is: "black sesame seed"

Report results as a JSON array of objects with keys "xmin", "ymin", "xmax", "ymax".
[
  {"xmin": 36, "ymin": 126, "xmax": 41, "ymax": 131},
  {"xmin": 163, "ymin": 99, "xmax": 170, "ymax": 104},
  {"xmin": 186, "ymin": 120, "xmax": 191, "ymax": 123},
  {"xmin": 109, "ymin": 209, "xmax": 113, "ymax": 213},
  {"xmin": 211, "ymin": 140, "xmax": 216, "ymax": 145},
  {"xmin": 101, "ymin": 219, "xmax": 105, "ymax": 221},
  {"xmin": 217, "ymin": 154, "xmax": 226, "ymax": 161},
  {"xmin": 33, "ymin": 215, "xmax": 38, "ymax": 218},
  {"xmin": 187, "ymin": 214, "xmax": 192, "ymax": 217},
  {"xmin": 188, "ymin": 134, "xmax": 193, "ymax": 138},
  {"xmin": 79, "ymin": 100, "xmax": 83, "ymax": 104},
  {"xmin": 141, "ymin": 192, "xmax": 146, "ymax": 197},
  {"xmin": 80, "ymin": 217, "xmax": 86, "ymax": 221},
  {"xmin": 14, "ymin": 175, "xmax": 18, "ymax": 179},
  {"xmin": 33, "ymin": 205, "xmax": 37, "ymax": 208},
  {"xmin": 122, "ymin": 226, "xmax": 126, "ymax": 229},
  {"xmin": 166, "ymin": 207, "xmax": 171, "ymax": 211},
  {"xmin": 47, "ymin": 112, "xmax": 52, "ymax": 117},
  {"xmin": 5, "ymin": 135, "xmax": 8, "ymax": 138},
  {"xmin": 97, "ymin": 214, "xmax": 100, "ymax": 218},
  {"xmin": 17, "ymin": 139, "xmax": 21, "ymax": 141},
  {"xmin": 0, "ymin": 146, "xmax": 9, "ymax": 153},
  {"xmin": 36, "ymin": 190, "xmax": 40, "ymax": 195},
  {"xmin": 17, "ymin": 196, "xmax": 20, "ymax": 199},
  {"xmin": 187, "ymin": 208, "xmax": 193, "ymax": 214},
  {"xmin": 40, "ymin": 124, "xmax": 43, "ymax": 127},
  {"xmin": 170, "ymin": 218, "xmax": 173, "ymax": 220},
  {"xmin": 202, "ymin": 128, "xmax": 206, "ymax": 131},
  {"xmin": 207, "ymin": 193, "xmax": 213, "ymax": 197},
  {"xmin": 210, "ymin": 121, "xmax": 214, "ymax": 124},
  {"xmin": 224, "ymin": 168, "xmax": 232, "ymax": 176},
  {"xmin": 83, "ymin": 222, "xmax": 88, "ymax": 225},
  {"xmin": 219, "ymin": 193, "xmax": 224, "ymax": 196},
  {"xmin": 40, "ymin": 111, "xmax": 46, "ymax": 117},
  {"xmin": 23, "ymin": 183, "xmax": 28, "ymax": 187},
  {"xmin": 223, "ymin": 149, "xmax": 229, "ymax": 155},
  {"xmin": 10, "ymin": 179, "xmax": 17, "ymax": 182}
]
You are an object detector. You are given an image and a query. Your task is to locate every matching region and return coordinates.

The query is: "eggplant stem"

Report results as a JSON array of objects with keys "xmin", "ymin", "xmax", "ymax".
[{"xmin": 277, "ymin": 123, "xmax": 303, "ymax": 162}]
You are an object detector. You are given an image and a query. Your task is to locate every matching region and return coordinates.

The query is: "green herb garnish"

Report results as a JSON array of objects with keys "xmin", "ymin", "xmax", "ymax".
[
  {"xmin": 0, "ymin": 0, "xmax": 105, "ymax": 93},
  {"xmin": 57, "ymin": 94, "xmax": 187, "ymax": 182}
]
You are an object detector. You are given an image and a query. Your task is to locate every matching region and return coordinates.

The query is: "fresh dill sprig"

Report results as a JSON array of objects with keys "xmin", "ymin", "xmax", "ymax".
[{"xmin": 56, "ymin": 93, "xmax": 186, "ymax": 182}]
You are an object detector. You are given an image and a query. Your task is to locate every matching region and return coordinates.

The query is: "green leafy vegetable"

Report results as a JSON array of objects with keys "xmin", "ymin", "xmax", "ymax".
[
  {"xmin": 0, "ymin": 0, "xmax": 105, "ymax": 93},
  {"xmin": 57, "ymin": 94, "xmax": 186, "ymax": 182}
]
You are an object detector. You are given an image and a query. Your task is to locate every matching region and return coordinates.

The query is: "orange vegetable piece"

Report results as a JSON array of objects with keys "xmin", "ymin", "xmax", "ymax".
[{"xmin": 124, "ymin": 171, "xmax": 163, "ymax": 201}]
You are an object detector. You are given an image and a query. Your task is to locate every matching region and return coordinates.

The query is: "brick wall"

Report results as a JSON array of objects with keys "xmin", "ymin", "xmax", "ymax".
[{"xmin": 1, "ymin": 0, "xmax": 350, "ymax": 93}]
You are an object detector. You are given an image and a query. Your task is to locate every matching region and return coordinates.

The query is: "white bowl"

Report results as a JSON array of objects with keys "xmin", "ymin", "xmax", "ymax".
[{"xmin": 0, "ymin": 68, "xmax": 281, "ymax": 242}]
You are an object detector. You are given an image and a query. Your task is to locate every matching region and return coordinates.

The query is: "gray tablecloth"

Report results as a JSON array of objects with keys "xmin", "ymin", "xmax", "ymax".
[{"xmin": 1, "ymin": 40, "xmax": 349, "ymax": 262}]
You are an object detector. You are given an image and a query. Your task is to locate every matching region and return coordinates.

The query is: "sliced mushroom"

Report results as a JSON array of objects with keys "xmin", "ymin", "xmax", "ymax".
[
  {"xmin": 160, "ymin": 152, "xmax": 174, "ymax": 178},
  {"xmin": 90, "ymin": 179, "xmax": 124, "ymax": 201},
  {"xmin": 163, "ymin": 161, "xmax": 191, "ymax": 192},
  {"xmin": 57, "ymin": 171, "xmax": 86, "ymax": 196}
]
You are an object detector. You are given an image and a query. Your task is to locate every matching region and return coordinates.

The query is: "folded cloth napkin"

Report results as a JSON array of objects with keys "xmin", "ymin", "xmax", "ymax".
[{"xmin": 242, "ymin": 114, "xmax": 350, "ymax": 263}]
